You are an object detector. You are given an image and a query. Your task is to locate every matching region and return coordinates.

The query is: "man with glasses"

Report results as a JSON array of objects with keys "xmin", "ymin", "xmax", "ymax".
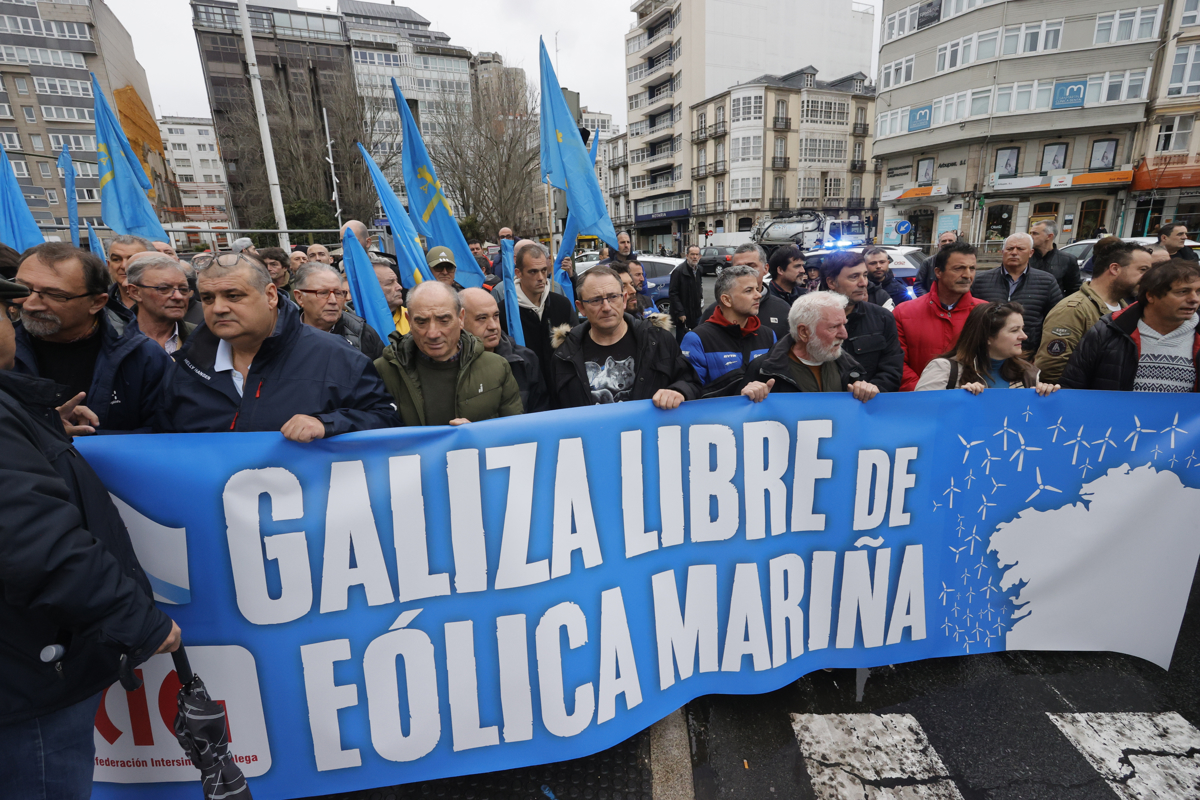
[
  {"xmin": 490, "ymin": 227, "xmax": 515, "ymax": 272},
  {"xmin": 105, "ymin": 234, "xmax": 154, "ymax": 309},
  {"xmin": 551, "ymin": 265, "xmax": 700, "ymax": 408},
  {"xmin": 126, "ymin": 254, "xmax": 196, "ymax": 353},
  {"xmin": 427, "ymin": 246, "xmax": 465, "ymax": 291},
  {"xmin": 11, "ymin": 242, "xmax": 172, "ymax": 432},
  {"xmin": 292, "ymin": 262, "xmax": 384, "ymax": 360},
  {"xmin": 158, "ymin": 252, "xmax": 398, "ymax": 439}
]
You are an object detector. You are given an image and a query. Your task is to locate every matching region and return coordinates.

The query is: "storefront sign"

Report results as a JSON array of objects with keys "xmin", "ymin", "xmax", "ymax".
[{"xmin": 1051, "ymin": 81, "xmax": 1087, "ymax": 110}]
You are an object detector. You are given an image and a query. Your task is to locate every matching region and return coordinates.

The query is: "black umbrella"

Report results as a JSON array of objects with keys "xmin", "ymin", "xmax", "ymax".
[{"xmin": 170, "ymin": 647, "xmax": 253, "ymax": 799}]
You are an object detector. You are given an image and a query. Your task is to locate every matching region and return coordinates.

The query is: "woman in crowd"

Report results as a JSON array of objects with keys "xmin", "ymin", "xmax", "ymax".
[{"xmin": 915, "ymin": 301, "xmax": 1060, "ymax": 396}]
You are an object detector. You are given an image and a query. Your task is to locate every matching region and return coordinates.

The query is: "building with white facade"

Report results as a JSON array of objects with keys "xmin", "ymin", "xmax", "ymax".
[
  {"xmin": 873, "ymin": 0, "xmax": 1159, "ymax": 249},
  {"xmin": 159, "ymin": 116, "xmax": 234, "ymax": 251},
  {"xmin": 623, "ymin": 0, "xmax": 874, "ymax": 251}
]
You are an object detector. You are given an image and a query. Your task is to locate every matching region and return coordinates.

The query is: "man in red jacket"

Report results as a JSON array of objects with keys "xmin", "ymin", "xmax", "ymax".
[{"xmin": 894, "ymin": 240, "xmax": 987, "ymax": 390}]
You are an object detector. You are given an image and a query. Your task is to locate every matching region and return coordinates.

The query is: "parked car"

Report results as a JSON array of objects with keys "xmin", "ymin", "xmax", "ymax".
[
  {"xmin": 698, "ymin": 245, "xmax": 737, "ymax": 276},
  {"xmin": 573, "ymin": 250, "xmax": 600, "ymax": 269},
  {"xmin": 793, "ymin": 245, "xmax": 927, "ymax": 300},
  {"xmin": 638, "ymin": 256, "xmax": 682, "ymax": 312},
  {"xmin": 1060, "ymin": 237, "xmax": 1200, "ymax": 273}
]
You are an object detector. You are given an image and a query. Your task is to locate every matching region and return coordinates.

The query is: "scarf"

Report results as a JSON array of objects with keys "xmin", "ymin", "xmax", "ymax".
[{"xmin": 515, "ymin": 282, "xmax": 549, "ymax": 320}]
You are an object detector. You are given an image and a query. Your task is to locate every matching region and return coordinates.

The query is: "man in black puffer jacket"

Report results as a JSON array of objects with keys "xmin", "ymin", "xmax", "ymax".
[
  {"xmin": 821, "ymin": 249, "xmax": 904, "ymax": 391},
  {"xmin": 0, "ymin": 276, "xmax": 179, "ymax": 799},
  {"xmin": 1029, "ymin": 221, "xmax": 1083, "ymax": 295},
  {"xmin": 972, "ymin": 233, "xmax": 1063, "ymax": 355},
  {"xmin": 157, "ymin": 252, "xmax": 399, "ymax": 437}
]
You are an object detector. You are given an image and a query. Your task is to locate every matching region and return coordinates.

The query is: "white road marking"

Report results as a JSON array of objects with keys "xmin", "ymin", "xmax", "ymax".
[
  {"xmin": 791, "ymin": 713, "xmax": 964, "ymax": 798},
  {"xmin": 1049, "ymin": 712, "xmax": 1200, "ymax": 799}
]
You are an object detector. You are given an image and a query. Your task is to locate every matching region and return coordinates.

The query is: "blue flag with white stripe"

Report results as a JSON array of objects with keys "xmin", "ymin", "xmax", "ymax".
[
  {"xmin": 0, "ymin": 146, "xmax": 43, "ymax": 251},
  {"xmin": 57, "ymin": 144, "xmax": 79, "ymax": 247},
  {"xmin": 357, "ymin": 141, "xmax": 433, "ymax": 290},
  {"xmin": 91, "ymin": 72, "xmax": 166, "ymax": 240},
  {"xmin": 392, "ymin": 79, "xmax": 485, "ymax": 288}
]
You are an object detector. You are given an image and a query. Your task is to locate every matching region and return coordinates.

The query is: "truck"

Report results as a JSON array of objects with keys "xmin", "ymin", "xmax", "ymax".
[{"xmin": 751, "ymin": 209, "xmax": 867, "ymax": 255}]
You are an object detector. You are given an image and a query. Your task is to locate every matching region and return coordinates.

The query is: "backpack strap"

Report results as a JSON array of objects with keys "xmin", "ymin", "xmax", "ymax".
[{"xmin": 946, "ymin": 359, "xmax": 959, "ymax": 390}]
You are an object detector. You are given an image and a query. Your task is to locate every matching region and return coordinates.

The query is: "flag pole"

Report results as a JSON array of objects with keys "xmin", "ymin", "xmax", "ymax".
[
  {"xmin": 323, "ymin": 107, "xmax": 342, "ymax": 228},
  {"xmin": 236, "ymin": 0, "xmax": 289, "ymax": 250}
]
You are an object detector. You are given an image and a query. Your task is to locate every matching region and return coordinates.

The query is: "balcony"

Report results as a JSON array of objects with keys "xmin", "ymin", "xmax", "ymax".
[
  {"xmin": 732, "ymin": 197, "xmax": 762, "ymax": 208},
  {"xmin": 643, "ymin": 150, "xmax": 674, "ymax": 165},
  {"xmin": 870, "ymin": 199, "xmax": 880, "ymax": 210},
  {"xmin": 693, "ymin": 202, "xmax": 728, "ymax": 215},
  {"xmin": 609, "ymin": 184, "xmax": 628, "ymax": 197},
  {"xmin": 643, "ymin": 58, "xmax": 674, "ymax": 82},
  {"xmin": 853, "ymin": 122, "xmax": 870, "ymax": 136},
  {"xmin": 771, "ymin": 157, "xmax": 790, "ymax": 170},
  {"xmin": 647, "ymin": 117, "xmax": 677, "ymax": 136},
  {"xmin": 691, "ymin": 165, "xmax": 708, "ymax": 179},
  {"xmin": 847, "ymin": 197, "xmax": 865, "ymax": 209},
  {"xmin": 648, "ymin": 175, "xmax": 678, "ymax": 190},
  {"xmin": 612, "ymin": 214, "xmax": 633, "ymax": 227},
  {"xmin": 849, "ymin": 160, "xmax": 867, "ymax": 172},
  {"xmin": 769, "ymin": 197, "xmax": 790, "ymax": 210},
  {"xmin": 692, "ymin": 127, "xmax": 709, "ymax": 142},
  {"xmin": 709, "ymin": 121, "xmax": 728, "ymax": 137},
  {"xmin": 823, "ymin": 198, "xmax": 843, "ymax": 209},
  {"xmin": 772, "ymin": 116, "xmax": 791, "ymax": 130},
  {"xmin": 708, "ymin": 160, "xmax": 727, "ymax": 175}
]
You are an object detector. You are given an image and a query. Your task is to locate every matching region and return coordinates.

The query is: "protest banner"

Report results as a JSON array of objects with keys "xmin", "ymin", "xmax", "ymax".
[{"xmin": 79, "ymin": 391, "xmax": 1200, "ymax": 799}]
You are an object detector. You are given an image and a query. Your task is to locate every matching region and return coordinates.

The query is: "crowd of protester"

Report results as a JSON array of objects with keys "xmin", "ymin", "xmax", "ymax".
[{"xmin": 5, "ymin": 215, "xmax": 1200, "ymax": 797}]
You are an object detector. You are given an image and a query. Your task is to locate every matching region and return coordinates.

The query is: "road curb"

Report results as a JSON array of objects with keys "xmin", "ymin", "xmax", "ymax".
[{"xmin": 650, "ymin": 708, "xmax": 695, "ymax": 800}]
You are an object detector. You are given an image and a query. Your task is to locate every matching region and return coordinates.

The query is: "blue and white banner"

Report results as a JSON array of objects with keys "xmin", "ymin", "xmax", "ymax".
[{"xmin": 80, "ymin": 391, "xmax": 1200, "ymax": 799}]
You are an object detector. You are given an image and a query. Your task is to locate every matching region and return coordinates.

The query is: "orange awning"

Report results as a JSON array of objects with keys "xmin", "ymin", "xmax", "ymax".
[{"xmin": 1131, "ymin": 161, "xmax": 1200, "ymax": 191}]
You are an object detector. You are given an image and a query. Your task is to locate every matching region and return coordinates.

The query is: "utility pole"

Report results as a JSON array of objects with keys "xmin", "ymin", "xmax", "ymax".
[
  {"xmin": 237, "ymin": 0, "xmax": 289, "ymax": 249},
  {"xmin": 322, "ymin": 107, "xmax": 342, "ymax": 227}
]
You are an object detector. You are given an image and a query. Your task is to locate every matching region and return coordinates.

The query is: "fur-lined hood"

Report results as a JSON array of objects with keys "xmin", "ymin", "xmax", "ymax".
[{"xmin": 550, "ymin": 312, "xmax": 672, "ymax": 349}]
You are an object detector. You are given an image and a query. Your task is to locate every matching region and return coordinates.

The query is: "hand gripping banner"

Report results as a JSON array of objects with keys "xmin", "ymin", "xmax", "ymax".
[{"xmin": 78, "ymin": 391, "xmax": 1200, "ymax": 799}]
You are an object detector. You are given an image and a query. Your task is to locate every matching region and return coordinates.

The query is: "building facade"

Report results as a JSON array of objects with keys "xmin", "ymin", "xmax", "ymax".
[
  {"xmin": 873, "ymin": 0, "xmax": 1159, "ymax": 249},
  {"xmin": 689, "ymin": 67, "xmax": 877, "ymax": 243},
  {"xmin": 0, "ymin": 0, "xmax": 175, "ymax": 240},
  {"xmin": 622, "ymin": 0, "xmax": 874, "ymax": 252},
  {"xmin": 158, "ymin": 116, "xmax": 234, "ymax": 250}
]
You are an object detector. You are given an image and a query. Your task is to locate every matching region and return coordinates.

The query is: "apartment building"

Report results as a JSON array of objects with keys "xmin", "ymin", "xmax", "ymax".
[
  {"xmin": 689, "ymin": 67, "xmax": 877, "ymax": 241},
  {"xmin": 623, "ymin": 0, "xmax": 873, "ymax": 252},
  {"xmin": 0, "ymin": 0, "xmax": 175, "ymax": 239},
  {"xmin": 874, "ymin": 0, "xmax": 1159, "ymax": 248},
  {"xmin": 159, "ymin": 116, "xmax": 234, "ymax": 250}
]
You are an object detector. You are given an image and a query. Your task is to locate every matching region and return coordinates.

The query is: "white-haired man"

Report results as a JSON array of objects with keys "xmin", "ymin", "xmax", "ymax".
[
  {"xmin": 971, "ymin": 231, "xmax": 1064, "ymax": 354},
  {"xmin": 742, "ymin": 290, "xmax": 880, "ymax": 401}
]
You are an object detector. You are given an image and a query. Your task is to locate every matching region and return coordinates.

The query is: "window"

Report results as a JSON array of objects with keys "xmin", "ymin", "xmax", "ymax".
[
  {"xmin": 0, "ymin": 104, "xmax": 9, "ymax": 119},
  {"xmin": 1042, "ymin": 143, "xmax": 1068, "ymax": 171},
  {"xmin": 1095, "ymin": 7, "xmax": 1161, "ymax": 44},
  {"xmin": 715, "ymin": 105, "xmax": 725, "ymax": 123},
  {"xmin": 774, "ymin": 136, "xmax": 786, "ymax": 158},
  {"xmin": 932, "ymin": 91, "xmax": 969, "ymax": 124},
  {"xmin": 354, "ymin": 49, "xmax": 402, "ymax": 67},
  {"xmin": 38, "ymin": 161, "xmax": 50, "ymax": 178},
  {"xmin": 10, "ymin": 159, "xmax": 27, "ymax": 178},
  {"xmin": 167, "ymin": 127, "xmax": 185, "ymax": 135},
  {"xmin": 938, "ymin": 29, "xmax": 1000, "ymax": 72},
  {"xmin": 49, "ymin": 134, "xmax": 95, "ymax": 151},
  {"xmin": 0, "ymin": 46, "xmax": 88, "ymax": 69},
  {"xmin": 799, "ymin": 176, "xmax": 819, "ymax": 199},
  {"xmin": 1090, "ymin": 138, "xmax": 1119, "ymax": 170},
  {"xmin": 76, "ymin": 188, "xmax": 98, "ymax": 201},
  {"xmin": 0, "ymin": 132, "xmax": 18, "ymax": 150},
  {"xmin": 60, "ymin": 162, "xmax": 98, "ymax": 178},
  {"xmin": 33, "ymin": 77, "xmax": 91, "ymax": 97},
  {"xmin": 732, "ymin": 135, "xmax": 762, "ymax": 162},
  {"xmin": 824, "ymin": 177, "xmax": 843, "ymax": 198},
  {"xmin": 1001, "ymin": 20, "xmax": 1063, "ymax": 55},
  {"xmin": 772, "ymin": 175, "xmax": 785, "ymax": 198},
  {"xmin": 696, "ymin": 110, "xmax": 706, "ymax": 130},
  {"xmin": 880, "ymin": 55, "xmax": 915, "ymax": 89},
  {"xmin": 993, "ymin": 79, "xmax": 1056, "ymax": 113},
  {"xmin": 853, "ymin": 141, "xmax": 864, "ymax": 160},
  {"xmin": 851, "ymin": 177, "xmax": 862, "ymax": 198},
  {"xmin": 1186, "ymin": 0, "xmax": 1200, "ymax": 26},
  {"xmin": 0, "ymin": 16, "xmax": 90, "ymax": 40},
  {"xmin": 801, "ymin": 138, "xmax": 847, "ymax": 163},
  {"xmin": 876, "ymin": 107, "xmax": 909, "ymax": 138},
  {"xmin": 14, "ymin": 77, "xmax": 27, "ymax": 95},
  {"xmin": 41, "ymin": 105, "xmax": 94, "ymax": 122},
  {"xmin": 1157, "ymin": 115, "xmax": 1194, "ymax": 151},
  {"xmin": 1169, "ymin": 45, "xmax": 1200, "ymax": 95},
  {"xmin": 21, "ymin": 106, "xmax": 33, "ymax": 123},
  {"xmin": 731, "ymin": 95, "xmax": 763, "ymax": 121},
  {"xmin": 885, "ymin": 3, "xmax": 920, "ymax": 41},
  {"xmin": 172, "ymin": 142, "xmax": 188, "ymax": 151},
  {"xmin": 697, "ymin": 184, "xmax": 706, "ymax": 205},
  {"xmin": 942, "ymin": 0, "xmax": 992, "ymax": 20},
  {"xmin": 46, "ymin": 188, "xmax": 57, "ymax": 204},
  {"xmin": 29, "ymin": 134, "xmax": 42, "ymax": 151},
  {"xmin": 203, "ymin": 174, "xmax": 214, "ymax": 182},
  {"xmin": 175, "ymin": 158, "xmax": 192, "ymax": 168},
  {"xmin": 715, "ymin": 180, "xmax": 724, "ymax": 202},
  {"xmin": 775, "ymin": 99, "xmax": 787, "ymax": 119},
  {"xmin": 730, "ymin": 177, "xmax": 761, "ymax": 201},
  {"xmin": 179, "ymin": 174, "xmax": 195, "ymax": 182},
  {"xmin": 1087, "ymin": 69, "xmax": 1149, "ymax": 103},
  {"xmin": 995, "ymin": 147, "xmax": 1020, "ymax": 177},
  {"xmin": 970, "ymin": 88, "xmax": 993, "ymax": 116},
  {"xmin": 800, "ymin": 98, "xmax": 849, "ymax": 124}
]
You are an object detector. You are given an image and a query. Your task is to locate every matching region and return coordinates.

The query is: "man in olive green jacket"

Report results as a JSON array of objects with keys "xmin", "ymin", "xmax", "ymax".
[{"xmin": 374, "ymin": 280, "xmax": 523, "ymax": 426}]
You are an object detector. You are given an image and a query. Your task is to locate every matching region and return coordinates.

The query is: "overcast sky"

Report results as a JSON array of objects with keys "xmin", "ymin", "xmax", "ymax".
[{"xmin": 107, "ymin": 0, "xmax": 881, "ymax": 129}]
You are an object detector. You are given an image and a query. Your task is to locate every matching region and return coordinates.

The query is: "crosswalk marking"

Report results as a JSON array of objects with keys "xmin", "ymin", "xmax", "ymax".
[
  {"xmin": 791, "ymin": 713, "xmax": 964, "ymax": 799},
  {"xmin": 1048, "ymin": 712, "xmax": 1200, "ymax": 799}
]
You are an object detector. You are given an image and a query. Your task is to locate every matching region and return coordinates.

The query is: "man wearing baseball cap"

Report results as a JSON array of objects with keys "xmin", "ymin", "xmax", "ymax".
[{"xmin": 427, "ymin": 246, "xmax": 465, "ymax": 292}]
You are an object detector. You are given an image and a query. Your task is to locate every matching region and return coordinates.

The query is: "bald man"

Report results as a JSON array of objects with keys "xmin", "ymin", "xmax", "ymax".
[
  {"xmin": 460, "ymin": 287, "xmax": 549, "ymax": 412},
  {"xmin": 336, "ymin": 219, "xmax": 397, "ymax": 273}
]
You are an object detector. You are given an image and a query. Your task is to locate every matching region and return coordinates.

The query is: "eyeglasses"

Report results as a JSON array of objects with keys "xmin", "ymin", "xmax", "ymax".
[
  {"xmin": 12, "ymin": 281, "xmax": 95, "ymax": 304},
  {"xmin": 192, "ymin": 252, "xmax": 254, "ymax": 270},
  {"xmin": 133, "ymin": 283, "xmax": 192, "ymax": 298},
  {"xmin": 499, "ymin": 234, "xmax": 514, "ymax": 240},
  {"xmin": 296, "ymin": 288, "xmax": 343, "ymax": 300},
  {"xmin": 578, "ymin": 293, "xmax": 625, "ymax": 308},
  {"xmin": 431, "ymin": 262, "xmax": 455, "ymax": 272}
]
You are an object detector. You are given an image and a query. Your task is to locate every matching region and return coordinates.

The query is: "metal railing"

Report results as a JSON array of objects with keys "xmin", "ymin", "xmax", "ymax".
[
  {"xmin": 708, "ymin": 160, "xmax": 728, "ymax": 175},
  {"xmin": 691, "ymin": 165, "xmax": 708, "ymax": 179},
  {"xmin": 610, "ymin": 154, "xmax": 628, "ymax": 168},
  {"xmin": 647, "ymin": 117, "xmax": 677, "ymax": 136},
  {"xmin": 609, "ymin": 184, "xmax": 629, "ymax": 196},
  {"xmin": 847, "ymin": 197, "xmax": 865, "ymax": 209},
  {"xmin": 769, "ymin": 197, "xmax": 790, "ymax": 210},
  {"xmin": 709, "ymin": 121, "xmax": 727, "ymax": 137},
  {"xmin": 852, "ymin": 122, "xmax": 870, "ymax": 136},
  {"xmin": 692, "ymin": 127, "xmax": 710, "ymax": 142},
  {"xmin": 771, "ymin": 156, "xmax": 790, "ymax": 169},
  {"xmin": 772, "ymin": 116, "xmax": 791, "ymax": 130},
  {"xmin": 850, "ymin": 160, "xmax": 867, "ymax": 172}
]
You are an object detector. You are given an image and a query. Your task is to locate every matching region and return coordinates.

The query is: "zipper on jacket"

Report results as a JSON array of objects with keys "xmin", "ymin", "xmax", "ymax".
[
  {"xmin": 255, "ymin": 380, "xmax": 263, "ymax": 398},
  {"xmin": 230, "ymin": 411, "xmax": 239, "ymax": 430},
  {"xmin": 55, "ymin": 661, "xmax": 64, "ymax": 680}
]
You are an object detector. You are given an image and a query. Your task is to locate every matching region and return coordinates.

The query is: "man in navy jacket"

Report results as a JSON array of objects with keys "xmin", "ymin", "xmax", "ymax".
[
  {"xmin": 681, "ymin": 264, "xmax": 776, "ymax": 396},
  {"xmin": 157, "ymin": 252, "xmax": 399, "ymax": 437},
  {"xmin": 10, "ymin": 242, "xmax": 171, "ymax": 432}
]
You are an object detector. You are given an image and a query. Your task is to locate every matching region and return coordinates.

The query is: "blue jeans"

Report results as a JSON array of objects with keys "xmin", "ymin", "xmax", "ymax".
[{"xmin": 0, "ymin": 693, "xmax": 103, "ymax": 800}]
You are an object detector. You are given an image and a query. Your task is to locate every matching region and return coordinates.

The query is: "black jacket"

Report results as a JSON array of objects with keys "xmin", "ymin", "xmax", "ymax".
[
  {"xmin": 1061, "ymin": 302, "xmax": 1200, "ymax": 391},
  {"xmin": 331, "ymin": 309, "xmax": 385, "ymax": 361},
  {"xmin": 496, "ymin": 289, "xmax": 578, "ymax": 397},
  {"xmin": 157, "ymin": 303, "xmax": 400, "ymax": 434},
  {"xmin": 0, "ymin": 370, "xmax": 171, "ymax": 725},
  {"xmin": 766, "ymin": 278, "xmax": 804, "ymax": 307},
  {"xmin": 699, "ymin": 291, "xmax": 791, "ymax": 340},
  {"xmin": 13, "ymin": 304, "xmax": 173, "ymax": 432},
  {"xmin": 1029, "ymin": 244, "xmax": 1083, "ymax": 296},
  {"xmin": 668, "ymin": 262, "xmax": 704, "ymax": 331},
  {"xmin": 551, "ymin": 313, "xmax": 701, "ymax": 408},
  {"xmin": 870, "ymin": 271, "xmax": 910, "ymax": 307},
  {"xmin": 1173, "ymin": 245, "xmax": 1200, "ymax": 262},
  {"xmin": 844, "ymin": 300, "xmax": 904, "ymax": 392},
  {"xmin": 496, "ymin": 333, "xmax": 550, "ymax": 412},
  {"xmin": 743, "ymin": 334, "xmax": 867, "ymax": 391},
  {"xmin": 971, "ymin": 265, "xmax": 1064, "ymax": 354}
]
